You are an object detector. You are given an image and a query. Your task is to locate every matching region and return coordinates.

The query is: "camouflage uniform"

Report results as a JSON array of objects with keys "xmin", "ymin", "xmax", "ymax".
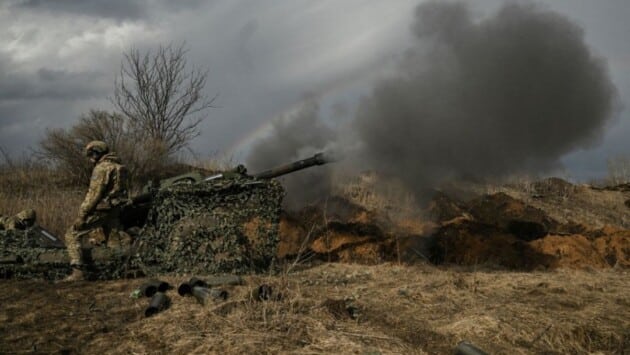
[
  {"xmin": 0, "ymin": 209, "xmax": 36, "ymax": 231},
  {"xmin": 64, "ymin": 142, "xmax": 130, "ymax": 272}
]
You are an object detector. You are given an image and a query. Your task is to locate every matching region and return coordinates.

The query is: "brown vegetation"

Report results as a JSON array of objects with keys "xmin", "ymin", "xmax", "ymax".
[
  {"xmin": 38, "ymin": 43, "xmax": 215, "ymax": 186},
  {"xmin": 1, "ymin": 161, "xmax": 630, "ymax": 353},
  {"xmin": 0, "ymin": 164, "xmax": 82, "ymax": 236},
  {"xmin": 0, "ymin": 264, "xmax": 628, "ymax": 354}
]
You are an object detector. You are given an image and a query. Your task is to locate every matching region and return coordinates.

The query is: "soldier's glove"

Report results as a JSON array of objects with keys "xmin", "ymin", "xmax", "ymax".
[{"xmin": 73, "ymin": 216, "xmax": 86, "ymax": 230}]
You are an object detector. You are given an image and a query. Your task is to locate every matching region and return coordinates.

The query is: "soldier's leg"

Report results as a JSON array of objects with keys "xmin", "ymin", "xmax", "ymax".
[
  {"xmin": 64, "ymin": 227, "xmax": 84, "ymax": 266},
  {"xmin": 62, "ymin": 212, "xmax": 108, "ymax": 281},
  {"xmin": 63, "ymin": 227, "xmax": 87, "ymax": 281}
]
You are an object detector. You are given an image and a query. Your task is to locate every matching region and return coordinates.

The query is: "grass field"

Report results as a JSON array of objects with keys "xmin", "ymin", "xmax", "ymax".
[
  {"xmin": 0, "ymin": 165, "xmax": 629, "ymax": 354},
  {"xmin": 0, "ymin": 263, "xmax": 628, "ymax": 354}
]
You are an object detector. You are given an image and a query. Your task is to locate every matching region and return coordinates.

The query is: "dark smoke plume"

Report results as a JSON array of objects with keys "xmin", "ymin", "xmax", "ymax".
[
  {"xmin": 246, "ymin": 100, "xmax": 336, "ymax": 208},
  {"xmin": 356, "ymin": 1, "xmax": 617, "ymax": 192},
  {"xmin": 247, "ymin": 1, "xmax": 618, "ymax": 206}
]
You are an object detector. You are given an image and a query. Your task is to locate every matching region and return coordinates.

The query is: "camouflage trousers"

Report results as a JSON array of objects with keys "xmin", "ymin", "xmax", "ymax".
[{"xmin": 64, "ymin": 209, "xmax": 121, "ymax": 266}]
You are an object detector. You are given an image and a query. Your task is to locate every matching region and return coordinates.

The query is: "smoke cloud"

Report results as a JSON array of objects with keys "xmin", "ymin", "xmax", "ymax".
[
  {"xmin": 246, "ymin": 100, "xmax": 336, "ymax": 208},
  {"xmin": 355, "ymin": 1, "xmax": 617, "ymax": 190},
  {"xmin": 248, "ymin": 1, "xmax": 618, "ymax": 206}
]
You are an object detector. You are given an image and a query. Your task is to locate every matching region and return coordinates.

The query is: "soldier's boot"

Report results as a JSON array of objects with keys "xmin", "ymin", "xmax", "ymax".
[{"xmin": 63, "ymin": 266, "xmax": 84, "ymax": 282}]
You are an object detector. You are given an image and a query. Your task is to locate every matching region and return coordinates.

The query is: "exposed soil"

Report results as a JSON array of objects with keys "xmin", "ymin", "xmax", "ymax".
[
  {"xmin": 278, "ymin": 180, "xmax": 630, "ymax": 271},
  {"xmin": 3, "ymin": 176, "xmax": 630, "ymax": 354}
]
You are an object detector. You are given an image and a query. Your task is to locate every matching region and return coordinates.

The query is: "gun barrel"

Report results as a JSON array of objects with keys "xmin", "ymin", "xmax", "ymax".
[{"xmin": 252, "ymin": 153, "xmax": 330, "ymax": 180}]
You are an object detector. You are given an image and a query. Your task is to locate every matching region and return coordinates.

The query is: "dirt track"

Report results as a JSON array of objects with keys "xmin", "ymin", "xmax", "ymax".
[{"xmin": 1, "ymin": 263, "xmax": 628, "ymax": 354}]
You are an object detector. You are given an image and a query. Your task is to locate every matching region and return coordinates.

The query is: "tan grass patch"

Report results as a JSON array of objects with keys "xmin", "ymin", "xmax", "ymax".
[{"xmin": 1, "ymin": 264, "xmax": 628, "ymax": 354}]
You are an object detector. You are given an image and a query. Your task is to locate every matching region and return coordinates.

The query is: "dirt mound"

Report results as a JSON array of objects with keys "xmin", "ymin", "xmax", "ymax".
[
  {"xmin": 426, "ymin": 189, "xmax": 630, "ymax": 270},
  {"xmin": 309, "ymin": 222, "xmax": 391, "ymax": 264},
  {"xmin": 426, "ymin": 191, "xmax": 467, "ymax": 223},
  {"xmin": 278, "ymin": 198, "xmax": 397, "ymax": 264},
  {"xmin": 530, "ymin": 235, "xmax": 603, "ymax": 268},
  {"xmin": 430, "ymin": 219, "xmax": 556, "ymax": 269},
  {"xmin": 531, "ymin": 230, "xmax": 630, "ymax": 269},
  {"xmin": 432, "ymin": 217, "xmax": 630, "ymax": 270},
  {"xmin": 279, "ymin": 184, "xmax": 630, "ymax": 270},
  {"xmin": 466, "ymin": 192, "xmax": 558, "ymax": 241},
  {"xmin": 277, "ymin": 213, "xmax": 307, "ymax": 259},
  {"xmin": 593, "ymin": 232, "xmax": 630, "ymax": 267}
]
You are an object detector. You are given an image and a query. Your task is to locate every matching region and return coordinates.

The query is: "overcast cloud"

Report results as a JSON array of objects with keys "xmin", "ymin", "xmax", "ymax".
[{"xmin": 0, "ymin": 0, "xmax": 628, "ymax": 183}]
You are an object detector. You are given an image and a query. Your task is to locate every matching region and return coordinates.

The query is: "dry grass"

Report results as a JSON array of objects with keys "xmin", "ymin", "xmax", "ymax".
[
  {"xmin": 333, "ymin": 172, "xmax": 425, "ymax": 232},
  {"xmin": 1, "ymin": 163, "xmax": 629, "ymax": 354},
  {"xmin": 0, "ymin": 157, "xmax": 229, "ymax": 236},
  {"xmin": 434, "ymin": 176, "xmax": 630, "ymax": 230},
  {"xmin": 0, "ymin": 165, "xmax": 83, "ymax": 236},
  {"xmin": 0, "ymin": 263, "xmax": 628, "ymax": 354},
  {"xmin": 493, "ymin": 179, "xmax": 630, "ymax": 229}
]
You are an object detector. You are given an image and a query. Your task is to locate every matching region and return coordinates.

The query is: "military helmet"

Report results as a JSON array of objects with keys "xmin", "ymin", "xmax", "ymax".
[
  {"xmin": 85, "ymin": 140, "xmax": 109, "ymax": 157},
  {"xmin": 16, "ymin": 209, "xmax": 36, "ymax": 225}
]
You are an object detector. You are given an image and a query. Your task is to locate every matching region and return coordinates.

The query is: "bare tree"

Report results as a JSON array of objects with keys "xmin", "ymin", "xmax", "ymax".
[
  {"xmin": 39, "ymin": 110, "xmax": 181, "ymax": 185},
  {"xmin": 40, "ymin": 110, "xmax": 126, "ymax": 183},
  {"xmin": 39, "ymin": 44, "xmax": 214, "ymax": 184},
  {"xmin": 113, "ymin": 43, "xmax": 215, "ymax": 156}
]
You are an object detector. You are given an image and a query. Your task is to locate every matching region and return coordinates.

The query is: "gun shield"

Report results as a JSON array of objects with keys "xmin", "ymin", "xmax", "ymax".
[{"xmin": 145, "ymin": 292, "xmax": 169, "ymax": 317}]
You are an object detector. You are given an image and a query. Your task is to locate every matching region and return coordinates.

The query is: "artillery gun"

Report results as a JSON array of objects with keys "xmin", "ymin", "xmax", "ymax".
[{"xmin": 0, "ymin": 153, "xmax": 333, "ymax": 280}]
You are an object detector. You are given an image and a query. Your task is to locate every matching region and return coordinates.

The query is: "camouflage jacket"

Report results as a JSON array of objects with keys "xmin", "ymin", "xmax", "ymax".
[
  {"xmin": 0, "ymin": 215, "xmax": 18, "ymax": 230},
  {"xmin": 78, "ymin": 153, "xmax": 130, "ymax": 219}
]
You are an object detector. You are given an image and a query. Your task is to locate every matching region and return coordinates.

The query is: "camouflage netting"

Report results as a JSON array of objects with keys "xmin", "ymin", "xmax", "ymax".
[
  {"xmin": 132, "ymin": 175, "xmax": 284, "ymax": 276},
  {"xmin": 0, "ymin": 229, "xmax": 70, "ymax": 280},
  {"xmin": 0, "ymin": 229, "xmax": 134, "ymax": 280}
]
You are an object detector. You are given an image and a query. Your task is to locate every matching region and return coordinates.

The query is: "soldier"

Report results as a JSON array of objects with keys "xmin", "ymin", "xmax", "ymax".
[
  {"xmin": 63, "ymin": 140, "xmax": 130, "ymax": 281},
  {"xmin": 0, "ymin": 209, "xmax": 37, "ymax": 230}
]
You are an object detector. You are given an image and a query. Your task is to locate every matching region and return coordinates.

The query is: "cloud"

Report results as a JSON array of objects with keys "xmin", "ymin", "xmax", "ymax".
[
  {"xmin": 0, "ymin": 67, "xmax": 107, "ymax": 101},
  {"xmin": 247, "ymin": 1, "xmax": 619, "ymax": 205},
  {"xmin": 0, "ymin": 0, "xmax": 627, "ymax": 189},
  {"xmin": 353, "ymin": 1, "xmax": 617, "ymax": 192},
  {"xmin": 13, "ymin": 0, "xmax": 145, "ymax": 19},
  {"xmin": 11, "ymin": 0, "xmax": 204, "ymax": 20},
  {"xmin": 0, "ymin": 51, "xmax": 110, "ymax": 156}
]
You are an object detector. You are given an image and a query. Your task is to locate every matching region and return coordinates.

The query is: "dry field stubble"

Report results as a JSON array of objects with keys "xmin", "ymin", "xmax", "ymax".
[
  {"xmin": 1, "ymin": 168, "xmax": 629, "ymax": 354},
  {"xmin": 480, "ymin": 177, "xmax": 630, "ymax": 229},
  {"xmin": 0, "ymin": 263, "xmax": 628, "ymax": 354}
]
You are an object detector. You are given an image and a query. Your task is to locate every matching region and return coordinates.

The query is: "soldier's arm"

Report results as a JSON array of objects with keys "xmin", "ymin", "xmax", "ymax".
[
  {"xmin": 78, "ymin": 166, "xmax": 109, "ymax": 219},
  {"xmin": 0, "ymin": 217, "xmax": 18, "ymax": 230},
  {"xmin": 6, "ymin": 218, "xmax": 19, "ymax": 230}
]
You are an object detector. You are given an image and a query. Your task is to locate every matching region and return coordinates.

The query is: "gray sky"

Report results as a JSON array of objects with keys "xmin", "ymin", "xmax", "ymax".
[{"xmin": 0, "ymin": 0, "xmax": 628, "ymax": 181}]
